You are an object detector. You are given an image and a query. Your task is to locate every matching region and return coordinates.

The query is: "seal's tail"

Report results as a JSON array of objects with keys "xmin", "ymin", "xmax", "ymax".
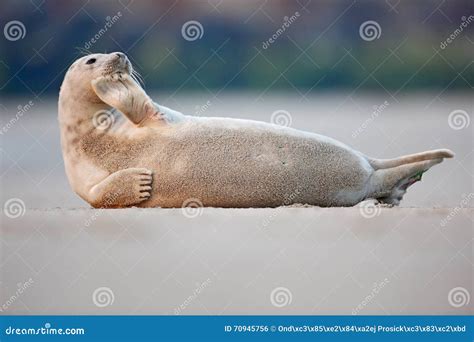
[{"xmin": 365, "ymin": 149, "xmax": 454, "ymax": 205}]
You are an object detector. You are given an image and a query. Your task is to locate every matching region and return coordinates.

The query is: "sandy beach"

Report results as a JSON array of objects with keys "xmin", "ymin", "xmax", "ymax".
[{"xmin": 1, "ymin": 93, "xmax": 472, "ymax": 315}]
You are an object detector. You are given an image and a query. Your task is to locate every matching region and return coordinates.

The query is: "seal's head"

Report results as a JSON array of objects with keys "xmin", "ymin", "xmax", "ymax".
[{"xmin": 60, "ymin": 52, "xmax": 132, "ymax": 103}]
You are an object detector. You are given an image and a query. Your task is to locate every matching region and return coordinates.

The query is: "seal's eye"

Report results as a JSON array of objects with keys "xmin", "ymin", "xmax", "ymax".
[{"xmin": 86, "ymin": 58, "xmax": 96, "ymax": 65}]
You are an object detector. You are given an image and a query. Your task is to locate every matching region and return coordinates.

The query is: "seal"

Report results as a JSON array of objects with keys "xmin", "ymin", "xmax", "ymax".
[{"xmin": 58, "ymin": 52, "xmax": 454, "ymax": 208}]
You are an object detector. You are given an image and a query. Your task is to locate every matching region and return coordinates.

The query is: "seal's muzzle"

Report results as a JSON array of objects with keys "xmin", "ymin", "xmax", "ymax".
[{"xmin": 102, "ymin": 52, "xmax": 132, "ymax": 77}]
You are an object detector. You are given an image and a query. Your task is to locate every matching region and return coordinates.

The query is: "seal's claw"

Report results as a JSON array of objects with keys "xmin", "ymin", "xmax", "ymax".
[
  {"xmin": 131, "ymin": 168, "xmax": 153, "ymax": 202},
  {"xmin": 139, "ymin": 192, "xmax": 151, "ymax": 199},
  {"xmin": 111, "ymin": 72, "xmax": 124, "ymax": 82}
]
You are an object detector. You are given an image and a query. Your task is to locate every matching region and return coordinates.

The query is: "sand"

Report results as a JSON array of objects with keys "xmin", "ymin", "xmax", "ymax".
[{"xmin": 0, "ymin": 93, "xmax": 472, "ymax": 314}]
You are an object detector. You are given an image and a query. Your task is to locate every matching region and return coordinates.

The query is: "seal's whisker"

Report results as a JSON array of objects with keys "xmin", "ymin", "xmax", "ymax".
[
  {"xmin": 130, "ymin": 73, "xmax": 141, "ymax": 88},
  {"xmin": 131, "ymin": 69, "xmax": 146, "ymax": 88},
  {"xmin": 132, "ymin": 69, "xmax": 145, "ymax": 84}
]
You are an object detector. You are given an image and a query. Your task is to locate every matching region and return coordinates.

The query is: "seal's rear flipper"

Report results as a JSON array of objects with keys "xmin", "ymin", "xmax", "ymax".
[
  {"xmin": 368, "ymin": 158, "xmax": 444, "ymax": 205},
  {"xmin": 367, "ymin": 149, "xmax": 454, "ymax": 170}
]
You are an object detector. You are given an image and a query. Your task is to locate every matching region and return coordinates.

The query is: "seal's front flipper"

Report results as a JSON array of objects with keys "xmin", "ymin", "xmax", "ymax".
[
  {"xmin": 368, "ymin": 158, "xmax": 443, "ymax": 206},
  {"xmin": 91, "ymin": 74, "xmax": 167, "ymax": 127},
  {"xmin": 87, "ymin": 168, "xmax": 153, "ymax": 208}
]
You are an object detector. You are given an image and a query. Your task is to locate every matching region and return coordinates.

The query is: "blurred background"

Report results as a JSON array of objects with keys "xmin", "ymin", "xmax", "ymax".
[
  {"xmin": 0, "ymin": 1, "xmax": 473, "ymax": 317},
  {"xmin": 1, "ymin": 0, "xmax": 473, "ymax": 93},
  {"xmin": 0, "ymin": 0, "xmax": 472, "ymax": 207}
]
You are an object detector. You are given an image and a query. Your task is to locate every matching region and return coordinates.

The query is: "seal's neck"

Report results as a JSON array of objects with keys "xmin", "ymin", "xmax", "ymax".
[
  {"xmin": 58, "ymin": 88, "xmax": 113, "ymax": 159},
  {"xmin": 59, "ymin": 91, "xmax": 110, "ymax": 129}
]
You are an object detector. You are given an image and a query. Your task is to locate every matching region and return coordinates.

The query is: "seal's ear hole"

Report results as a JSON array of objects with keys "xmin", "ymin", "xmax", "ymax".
[{"xmin": 86, "ymin": 58, "xmax": 96, "ymax": 65}]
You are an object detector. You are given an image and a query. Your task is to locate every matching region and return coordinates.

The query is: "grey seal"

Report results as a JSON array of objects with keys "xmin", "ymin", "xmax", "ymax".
[{"xmin": 58, "ymin": 52, "xmax": 454, "ymax": 208}]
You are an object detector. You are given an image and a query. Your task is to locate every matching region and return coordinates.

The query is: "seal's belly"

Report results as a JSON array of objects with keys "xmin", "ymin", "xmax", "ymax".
[{"xmin": 145, "ymin": 121, "xmax": 373, "ymax": 207}]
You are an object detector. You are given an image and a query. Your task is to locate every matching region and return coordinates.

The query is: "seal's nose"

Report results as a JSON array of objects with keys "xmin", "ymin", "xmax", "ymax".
[
  {"xmin": 111, "ymin": 52, "xmax": 130, "ymax": 72},
  {"xmin": 115, "ymin": 52, "xmax": 126, "ymax": 60}
]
